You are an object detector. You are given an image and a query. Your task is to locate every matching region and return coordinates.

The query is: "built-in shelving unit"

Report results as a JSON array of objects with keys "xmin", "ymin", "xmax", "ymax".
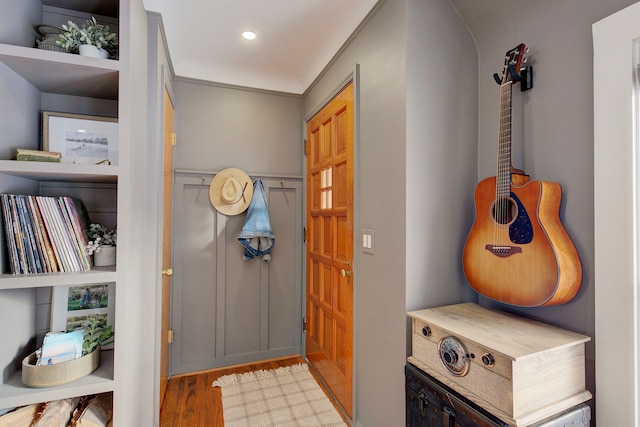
[
  {"xmin": 0, "ymin": 350, "xmax": 114, "ymax": 409},
  {"xmin": 0, "ymin": 160, "xmax": 118, "ymax": 183},
  {"xmin": 0, "ymin": 44, "xmax": 119, "ymax": 99},
  {"xmin": 0, "ymin": 0, "xmax": 123, "ymax": 417},
  {"xmin": 0, "ymin": 267, "xmax": 116, "ymax": 291}
]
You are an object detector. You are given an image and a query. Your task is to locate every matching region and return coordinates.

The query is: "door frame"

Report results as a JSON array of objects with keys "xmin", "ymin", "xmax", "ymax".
[
  {"xmin": 150, "ymin": 62, "xmax": 177, "ymax": 424},
  {"xmin": 593, "ymin": 4, "xmax": 640, "ymax": 425},
  {"xmin": 302, "ymin": 64, "xmax": 360, "ymax": 419}
]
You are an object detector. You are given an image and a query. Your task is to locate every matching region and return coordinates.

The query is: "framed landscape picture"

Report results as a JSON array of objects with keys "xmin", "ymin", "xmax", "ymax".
[
  {"xmin": 43, "ymin": 111, "xmax": 118, "ymax": 165},
  {"xmin": 51, "ymin": 282, "xmax": 115, "ymax": 349}
]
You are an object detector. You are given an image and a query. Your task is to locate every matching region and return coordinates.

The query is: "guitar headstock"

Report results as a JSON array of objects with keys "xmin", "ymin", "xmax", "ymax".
[{"xmin": 497, "ymin": 43, "xmax": 528, "ymax": 85}]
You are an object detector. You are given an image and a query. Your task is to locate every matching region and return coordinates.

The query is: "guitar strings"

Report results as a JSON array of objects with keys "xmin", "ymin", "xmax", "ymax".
[{"xmin": 494, "ymin": 81, "xmax": 512, "ymax": 251}]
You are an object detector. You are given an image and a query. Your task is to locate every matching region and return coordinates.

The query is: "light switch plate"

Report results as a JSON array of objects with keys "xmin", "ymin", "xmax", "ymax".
[{"xmin": 362, "ymin": 229, "xmax": 374, "ymax": 254}]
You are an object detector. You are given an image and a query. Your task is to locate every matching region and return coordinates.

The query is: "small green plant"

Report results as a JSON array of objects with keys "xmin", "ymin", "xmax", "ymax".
[
  {"xmin": 86, "ymin": 223, "xmax": 117, "ymax": 255},
  {"xmin": 82, "ymin": 314, "xmax": 114, "ymax": 355},
  {"xmin": 56, "ymin": 16, "xmax": 118, "ymax": 56}
]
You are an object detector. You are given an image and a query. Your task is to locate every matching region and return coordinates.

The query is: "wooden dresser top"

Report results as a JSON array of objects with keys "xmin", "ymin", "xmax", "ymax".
[{"xmin": 408, "ymin": 302, "xmax": 590, "ymax": 360}]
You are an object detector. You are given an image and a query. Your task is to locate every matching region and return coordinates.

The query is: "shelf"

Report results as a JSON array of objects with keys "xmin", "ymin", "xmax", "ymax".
[
  {"xmin": 0, "ymin": 267, "xmax": 116, "ymax": 290},
  {"xmin": 42, "ymin": 0, "xmax": 119, "ymax": 18},
  {"xmin": 0, "ymin": 349, "xmax": 114, "ymax": 410},
  {"xmin": 0, "ymin": 160, "xmax": 118, "ymax": 183},
  {"xmin": 0, "ymin": 44, "xmax": 119, "ymax": 100}
]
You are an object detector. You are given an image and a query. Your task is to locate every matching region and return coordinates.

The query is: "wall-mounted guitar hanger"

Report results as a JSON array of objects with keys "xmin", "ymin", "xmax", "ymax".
[{"xmin": 493, "ymin": 62, "xmax": 533, "ymax": 91}]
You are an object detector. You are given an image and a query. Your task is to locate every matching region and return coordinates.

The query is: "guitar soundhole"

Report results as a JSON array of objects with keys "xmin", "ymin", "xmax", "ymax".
[{"xmin": 491, "ymin": 197, "xmax": 517, "ymax": 225}]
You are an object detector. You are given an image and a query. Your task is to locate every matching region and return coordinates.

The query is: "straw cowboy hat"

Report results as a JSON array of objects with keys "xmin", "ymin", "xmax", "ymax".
[{"xmin": 209, "ymin": 168, "xmax": 254, "ymax": 215}]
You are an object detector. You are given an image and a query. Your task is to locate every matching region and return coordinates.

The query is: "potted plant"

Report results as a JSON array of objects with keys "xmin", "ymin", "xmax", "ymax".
[
  {"xmin": 86, "ymin": 223, "xmax": 117, "ymax": 266},
  {"xmin": 82, "ymin": 314, "xmax": 114, "ymax": 355},
  {"xmin": 56, "ymin": 16, "xmax": 118, "ymax": 59}
]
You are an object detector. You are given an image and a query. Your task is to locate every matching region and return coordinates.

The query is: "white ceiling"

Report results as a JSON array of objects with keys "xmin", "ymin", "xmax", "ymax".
[{"xmin": 142, "ymin": 0, "xmax": 380, "ymax": 94}]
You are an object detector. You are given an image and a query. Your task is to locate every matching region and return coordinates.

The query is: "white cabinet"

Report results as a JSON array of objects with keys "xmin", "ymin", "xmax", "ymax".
[{"xmin": 0, "ymin": 0, "xmax": 124, "ymax": 417}]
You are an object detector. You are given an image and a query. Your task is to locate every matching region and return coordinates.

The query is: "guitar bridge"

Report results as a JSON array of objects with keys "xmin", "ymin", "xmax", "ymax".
[{"xmin": 485, "ymin": 244, "xmax": 523, "ymax": 258}]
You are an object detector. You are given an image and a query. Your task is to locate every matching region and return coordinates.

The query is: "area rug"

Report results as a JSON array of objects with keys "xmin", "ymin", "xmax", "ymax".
[{"xmin": 212, "ymin": 363, "xmax": 347, "ymax": 426}]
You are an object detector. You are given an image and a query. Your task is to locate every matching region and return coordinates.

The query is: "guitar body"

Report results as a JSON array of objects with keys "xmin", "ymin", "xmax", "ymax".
[{"xmin": 462, "ymin": 173, "xmax": 582, "ymax": 306}]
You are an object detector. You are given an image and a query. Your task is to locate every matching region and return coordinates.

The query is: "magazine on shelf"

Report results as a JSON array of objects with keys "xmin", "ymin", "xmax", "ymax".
[
  {"xmin": 36, "ymin": 195, "xmax": 70, "ymax": 272},
  {"xmin": 10, "ymin": 195, "xmax": 29, "ymax": 273},
  {"xmin": 0, "ymin": 194, "xmax": 19, "ymax": 274},
  {"xmin": 58, "ymin": 197, "xmax": 90, "ymax": 270},
  {"xmin": 38, "ymin": 329, "xmax": 84, "ymax": 366},
  {"xmin": 49, "ymin": 195, "xmax": 80, "ymax": 271},
  {"xmin": 17, "ymin": 195, "xmax": 42, "ymax": 273},
  {"xmin": 26, "ymin": 196, "xmax": 55, "ymax": 272},
  {"xmin": 0, "ymin": 194, "xmax": 92, "ymax": 274},
  {"xmin": 63, "ymin": 197, "xmax": 91, "ymax": 269},
  {"xmin": 35, "ymin": 196, "xmax": 68, "ymax": 271},
  {"xmin": 24, "ymin": 195, "xmax": 48, "ymax": 272},
  {"xmin": 9, "ymin": 195, "xmax": 28, "ymax": 273},
  {"xmin": 36, "ymin": 195, "xmax": 87, "ymax": 272}
]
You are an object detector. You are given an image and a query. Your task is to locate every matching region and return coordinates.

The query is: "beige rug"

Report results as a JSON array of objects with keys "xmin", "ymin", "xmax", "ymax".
[{"xmin": 212, "ymin": 363, "xmax": 347, "ymax": 426}]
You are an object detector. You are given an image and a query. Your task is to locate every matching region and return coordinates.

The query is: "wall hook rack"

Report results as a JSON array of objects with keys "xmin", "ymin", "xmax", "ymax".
[{"xmin": 493, "ymin": 64, "xmax": 533, "ymax": 92}]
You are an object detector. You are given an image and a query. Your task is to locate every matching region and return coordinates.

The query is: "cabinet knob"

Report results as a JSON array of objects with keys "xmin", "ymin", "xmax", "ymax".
[
  {"xmin": 482, "ymin": 353, "xmax": 495, "ymax": 367},
  {"xmin": 162, "ymin": 268, "xmax": 173, "ymax": 276}
]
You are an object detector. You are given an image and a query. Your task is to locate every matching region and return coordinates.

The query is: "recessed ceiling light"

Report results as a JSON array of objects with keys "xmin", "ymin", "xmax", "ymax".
[{"xmin": 242, "ymin": 31, "xmax": 257, "ymax": 40}]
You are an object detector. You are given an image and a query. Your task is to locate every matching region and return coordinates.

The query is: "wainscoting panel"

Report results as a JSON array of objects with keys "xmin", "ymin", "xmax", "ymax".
[{"xmin": 172, "ymin": 171, "xmax": 303, "ymax": 375}]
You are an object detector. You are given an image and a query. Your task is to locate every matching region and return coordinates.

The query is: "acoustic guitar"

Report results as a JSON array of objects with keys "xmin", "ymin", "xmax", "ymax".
[{"xmin": 462, "ymin": 44, "xmax": 582, "ymax": 307}]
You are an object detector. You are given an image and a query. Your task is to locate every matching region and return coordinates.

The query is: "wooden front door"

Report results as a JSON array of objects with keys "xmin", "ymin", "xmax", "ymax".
[
  {"xmin": 305, "ymin": 82, "xmax": 354, "ymax": 417},
  {"xmin": 160, "ymin": 87, "xmax": 175, "ymax": 405}
]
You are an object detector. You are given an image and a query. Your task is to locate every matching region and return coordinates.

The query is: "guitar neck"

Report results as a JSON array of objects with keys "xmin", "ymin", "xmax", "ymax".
[{"xmin": 497, "ymin": 81, "xmax": 513, "ymax": 196}]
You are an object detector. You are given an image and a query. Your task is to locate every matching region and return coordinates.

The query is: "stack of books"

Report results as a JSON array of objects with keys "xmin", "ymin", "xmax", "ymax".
[
  {"xmin": 0, "ymin": 194, "xmax": 91, "ymax": 274},
  {"xmin": 16, "ymin": 149, "xmax": 62, "ymax": 162}
]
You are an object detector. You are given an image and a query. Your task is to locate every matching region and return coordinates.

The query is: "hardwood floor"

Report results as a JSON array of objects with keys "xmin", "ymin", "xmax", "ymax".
[{"xmin": 159, "ymin": 356, "xmax": 308, "ymax": 427}]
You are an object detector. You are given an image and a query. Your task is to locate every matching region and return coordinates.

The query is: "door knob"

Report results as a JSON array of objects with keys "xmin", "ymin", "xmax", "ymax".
[
  {"xmin": 162, "ymin": 268, "xmax": 173, "ymax": 276},
  {"xmin": 339, "ymin": 259, "xmax": 351, "ymax": 278}
]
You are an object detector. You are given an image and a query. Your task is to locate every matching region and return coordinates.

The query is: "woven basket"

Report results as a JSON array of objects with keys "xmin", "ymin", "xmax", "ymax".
[
  {"xmin": 21, "ymin": 348, "xmax": 101, "ymax": 388},
  {"xmin": 35, "ymin": 24, "xmax": 67, "ymax": 53},
  {"xmin": 36, "ymin": 39, "xmax": 67, "ymax": 52}
]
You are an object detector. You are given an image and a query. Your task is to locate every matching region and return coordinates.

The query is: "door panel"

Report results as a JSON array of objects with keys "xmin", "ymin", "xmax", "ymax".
[
  {"xmin": 160, "ymin": 88, "xmax": 175, "ymax": 405},
  {"xmin": 306, "ymin": 82, "xmax": 354, "ymax": 417},
  {"xmin": 170, "ymin": 175, "xmax": 303, "ymax": 374}
]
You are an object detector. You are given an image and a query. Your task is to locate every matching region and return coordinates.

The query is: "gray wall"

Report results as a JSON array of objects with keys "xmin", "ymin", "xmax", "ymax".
[
  {"xmin": 170, "ymin": 80, "xmax": 305, "ymax": 372},
  {"xmin": 305, "ymin": 0, "xmax": 477, "ymax": 425},
  {"xmin": 306, "ymin": 1, "xmax": 407, "ymax": 424},
  {"xmin": 449, "ymin": 0, "xmax": 640, "ymax": 419},
  {"xmin": 405, "ymin": 0, "xmax": 477, "ymax": 309},
  {"xmin": 173, "ymin": 81, "xmax": 304, "ymax": 175}
]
